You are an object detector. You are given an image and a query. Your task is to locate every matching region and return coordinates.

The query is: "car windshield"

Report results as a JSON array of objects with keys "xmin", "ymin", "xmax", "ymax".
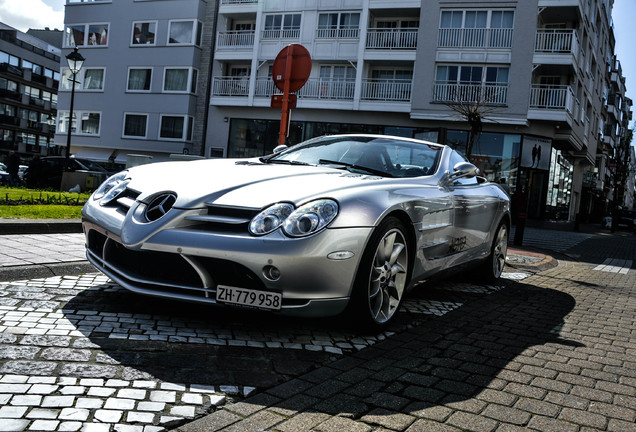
[{"xmin": 267, "ymin": 135, "xmax": 442, "ymax": 178}]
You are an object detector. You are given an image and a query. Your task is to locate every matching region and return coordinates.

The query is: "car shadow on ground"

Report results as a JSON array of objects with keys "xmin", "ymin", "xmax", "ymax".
[
  {"xmin": 60, "ymin": 271, "xmax": 578, "ymax": 408},
  {"xmin": 217, "ymin": 281, "xmax": 583, "ymax": 427}
]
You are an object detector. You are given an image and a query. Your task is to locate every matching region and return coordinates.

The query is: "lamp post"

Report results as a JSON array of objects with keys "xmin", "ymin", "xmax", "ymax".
[{"xmin": 64, "ymin": 47, "xmax": 85, "ymax": 173}]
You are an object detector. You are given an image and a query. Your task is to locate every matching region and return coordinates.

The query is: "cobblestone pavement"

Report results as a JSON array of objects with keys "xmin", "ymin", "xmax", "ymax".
[
  {"xmin": 175, "ymin": 232, "xmax": 636, "ymax": 432},
  {"xmin": 0, "ymin": 269, "xmax": 519, "ymax": 431}
]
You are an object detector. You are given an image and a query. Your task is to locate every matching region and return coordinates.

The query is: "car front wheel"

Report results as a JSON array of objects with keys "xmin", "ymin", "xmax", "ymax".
[
  {"xmin": 350, "ymin": 217, "xmax": 410, "ymax": 329},
  {"xmin": 479, "ymin": 222, "xmax": 508, "ymax": 281}
]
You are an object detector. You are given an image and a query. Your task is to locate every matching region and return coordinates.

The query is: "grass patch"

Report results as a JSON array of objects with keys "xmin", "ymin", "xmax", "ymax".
[
  {"xmin": 0, "ymin": 186, "xmax": 89, "ymax": 219},
  {"xmin": 0, "ymin": 205, "xmax": 82, "ymax": 219},
  {"xmin": 0, "ymin": 186, "xmax": 91, "ymax": 205}
]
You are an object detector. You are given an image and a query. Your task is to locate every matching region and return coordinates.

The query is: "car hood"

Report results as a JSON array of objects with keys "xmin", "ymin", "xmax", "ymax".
[{"xmin": 126, "ymin": 158, "xmax": 404, "ymax": 208}]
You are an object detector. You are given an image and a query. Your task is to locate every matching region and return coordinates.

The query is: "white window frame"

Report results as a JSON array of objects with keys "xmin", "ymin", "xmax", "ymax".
[
  {"xmin": 64, "ymin": 23, "xmax": 110, "ymax": 48},
  {"xmin": 167, "ymin": 19, "xmax": 202, "ymax": 46},
  {"xmin": 122, "ymin": 113, "xmax": 149, "ymax": 139},
  {"xmin": 159, "ymin": 114, "xmax": 193, "ymax": 141},
  {"xmin": 127, "ymin": 67, "xmax": 153, "ymax": 93},
  {"xmin": 131, "ymin": 20, "xmax": 158, "ymax": 46},
  {"xmin": 60, "ymin": 67, "xmax": 106, "ymax": 92},
  {"xmin": 57, "ymin": 111, "xmax": 102, "ymax": 136},
  {"xmin": 162, "ymin": 67, "xmax": 198, "ymax": 93}
]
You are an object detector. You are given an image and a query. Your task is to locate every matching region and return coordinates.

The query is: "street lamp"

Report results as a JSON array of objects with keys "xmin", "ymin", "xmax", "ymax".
[{"xmin": 64, "ymin": 47, "xmax": 85, "ymax": 173}]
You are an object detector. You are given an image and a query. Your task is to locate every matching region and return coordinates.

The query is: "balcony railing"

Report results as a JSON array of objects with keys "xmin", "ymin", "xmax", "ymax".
[
  {"xmin": 366, "ymin": 28, "xmax": 418, "ymax": 50},
  {"xmin": 433, "ymin": 82, "xmax": 508, "ymax": 105},
  {"xmin": 217, "ymin": 31, "xmax": 255, "ymax": 48},
  {"xmin": 255, "ymin": 78, "xmax": 356, "ymax": 100},
  {"xmin": 437, "ymin": 28, "xmax": 513, "ymax": 49},
  {"xmin": 261, "ymin": 29, "xmax": 300, "ymax": 40},
  {"xmin": 534, "ymin": 29, "xmax": 579, "ymax": 54},
  {"xmin": 315, "ymin": 28, "xmax": 360, "ymax": 39},
  {"xmin": 220, "ymin": 0, "xmax": 257, "ymax": 4},
  {"xmin": 361, "ymin": 79, "xmax": 412, "ymax": 102},
  {"xmin": 212, "ymin": 76, "xmax": 250, "ymax": 96},
  {"xmin": 529, "ymin": 85, "xmax": 575, "ymax": 112}
]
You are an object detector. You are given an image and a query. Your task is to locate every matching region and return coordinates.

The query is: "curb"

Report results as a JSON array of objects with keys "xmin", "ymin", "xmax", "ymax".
[
  {"xmin": 0, "ymin": 219, "xmax": 82, "ymax": 235},
  {"xmin": 0, "ymin": 261, "xmax": 95, "ymax": 282}
]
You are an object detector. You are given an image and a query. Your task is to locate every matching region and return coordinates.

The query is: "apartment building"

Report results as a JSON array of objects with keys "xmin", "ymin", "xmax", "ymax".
[
  {"xmin": 54, "ymin": 0, "xmax": 216, "ymax": 166},
  {"xmin": 0, "ymin": 23, "xmax": 61, "ymax": 163},
  {"xmin": 57, "ymin": 0, "xmax": 629, "ymax": 222},
  {"xmin": 207, "ymin": 0, "xmax": 627, "ymax": 222}
]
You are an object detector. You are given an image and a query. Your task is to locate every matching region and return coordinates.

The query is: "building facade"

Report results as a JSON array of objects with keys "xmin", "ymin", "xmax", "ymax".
[
  {"xmin": 57, "ymin": 0, "xmax": 631, "ymax": 222},
  {"xmin": 54, "ymin": 0, "xmax": 216, "ymax": 166},
  {"xmin": 207, "ymin": 0, "xmax": 627, "ymax": 222},
  {"xmin": 0, "ymin": 23, "xmax": 61, "ymax": 163}
]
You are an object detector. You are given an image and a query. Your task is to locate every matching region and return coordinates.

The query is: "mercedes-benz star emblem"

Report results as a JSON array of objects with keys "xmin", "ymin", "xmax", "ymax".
[{"xmin": 145, "ymin": 193, "xmax": 177, "ymax": 222}]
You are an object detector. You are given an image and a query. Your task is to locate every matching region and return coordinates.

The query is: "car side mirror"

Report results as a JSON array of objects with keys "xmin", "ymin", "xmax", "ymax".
[
  {"xmin": 449, "ymin": 162, "xmax": 480, "ymax": 180},
  {"xmin": 273, "ymin": 144, "xmax": 288, "ymax": 154}
]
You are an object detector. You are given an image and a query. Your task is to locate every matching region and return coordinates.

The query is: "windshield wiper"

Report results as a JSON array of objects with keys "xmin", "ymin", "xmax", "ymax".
[
  {"xmin": 264, "ymin": 159, "xmax": 311, "ymax": 166},
  {"xmin": 318, "ymin": 159, "xmax": 394, "ymax": 178}
]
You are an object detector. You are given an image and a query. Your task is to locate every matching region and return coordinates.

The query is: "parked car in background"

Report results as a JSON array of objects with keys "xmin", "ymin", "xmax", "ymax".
[
  {"xmin": 618, "ymin": 210, "xmax": 636, "ymax": 232},
  {"xmin": 25, "ymin": 156, "xmax": 110, "ymax": 190},
  {"xmin": 0, "ymin": 162, "xmax": 8, "ymax": 185},
  {"xmin": 82, "ymin": 134, "xmax": 511, "ymax": 330}
]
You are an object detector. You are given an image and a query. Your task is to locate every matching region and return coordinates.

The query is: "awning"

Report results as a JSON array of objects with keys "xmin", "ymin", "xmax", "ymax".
[{"xmin": 73, "ymin": 148, "xmax": 117, "ymax": 163}]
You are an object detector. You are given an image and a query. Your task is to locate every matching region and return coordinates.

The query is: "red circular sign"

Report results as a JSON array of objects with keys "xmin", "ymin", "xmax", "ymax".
[{"xmin": 272, "ymin": 44, "xmax": 312, "ymax": 92}]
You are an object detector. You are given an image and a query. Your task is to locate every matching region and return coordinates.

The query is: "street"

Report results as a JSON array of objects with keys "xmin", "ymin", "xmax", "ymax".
[{"xmin": 0, "ymin": 227, "xmax": 635, "ymax": 431}]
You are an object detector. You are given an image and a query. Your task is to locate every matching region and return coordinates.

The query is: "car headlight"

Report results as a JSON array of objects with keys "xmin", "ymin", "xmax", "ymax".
[
  {"xmin": 283, "ymin": 199, "xmax": 339, "ymax": 237},
  {"xmin": 249, "ymin": 203, "xmax": 294, "ymax": 236},
  {"xmin": 92, "ymin": 171, "xmax": 130, "ymax": 206}
]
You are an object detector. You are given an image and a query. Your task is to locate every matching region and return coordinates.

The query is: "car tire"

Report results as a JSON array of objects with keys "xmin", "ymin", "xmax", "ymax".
[
  {"xmin": 478, "ymin": 221, "xmax": 508, "ymax": 281},
  {"xmin": 349, "ymin": 217, "xmax": 410, "ymax": 330}
]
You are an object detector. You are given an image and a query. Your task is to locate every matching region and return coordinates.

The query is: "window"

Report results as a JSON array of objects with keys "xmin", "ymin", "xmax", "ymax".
[
  {"xmin": 65, "ymin": 23, "xmax": 109, "ymax": 47},
  {"xmin": 0, "ymin": 51, "xmax": 20, "ymax": 66},
  {"xmin": 58, "ymin": 111, "xmax": 101, "ymax": 135},
  {"xmin": 132, "ymin": 21, "xmax": 156, "ymax": 45},
  {"xmin": 317, "ymin": 13, "xmax": 360, "ymax": 38},
  {"xmin": 61, "ymin": 68, "xmax": 105, "ymax": 91},
  {"xmin": 439, "ymin": 10, "xmax": 514, "ymax": 48},
  {"xmin": 83, "ymin": 69, "xmax": 105, "ymax": 90},
  {"xmin": 0, "ymin": 78, "xmax": 18, "ymax": 93},
  {"xmin": 168, "ymin": 20, "xmax": 201, "ymax": 45},
  {"xmin": 160, "ymin": 115, "xmax": 192, "ymax": 141},
  {"xmin": 318, "ymin": 65, "xmax": 355, "ymax": 99},
  {"xmin": 434, "ymin": 65, "xmax": 509, "ymax": 104},
  {"xmin": 163, "ymin": 68, "xmax": 197, "ymax": 93},
  {"xmin": 127, "ymin": 68, "xmax": 152, "ymax": 92},
  {"xmin": 263, "ymin": 14, "xmax": 301, "ymax": 39},
  {"xmin": 123, "ymin": 113, "xmax": 148, "ymax": 138},
  {"xmin": 0, "ymin": 104, "xmax": 16, "ymax": 117}
]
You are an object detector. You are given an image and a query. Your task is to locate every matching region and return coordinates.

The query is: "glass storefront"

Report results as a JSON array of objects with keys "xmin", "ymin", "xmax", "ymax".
[{"xmin": 545, "ymin": 148, "xmax": 573, "ymax": 220}]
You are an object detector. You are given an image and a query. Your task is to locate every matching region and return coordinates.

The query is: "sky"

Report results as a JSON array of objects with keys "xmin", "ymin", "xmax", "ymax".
[{"xmin": 0, "ymin": 0, "xmax": 634, "ymax": 128}]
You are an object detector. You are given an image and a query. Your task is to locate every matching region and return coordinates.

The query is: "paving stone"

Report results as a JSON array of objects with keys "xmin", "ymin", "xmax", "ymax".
[
  {"xmin": 58, "ymin": 408, "xmax": 90, "ymax": 421},
  {"xmin": 10, "ymin": 394, "xmax": 42, "ymax": 406},
  {"xmin": 28, "ymin": 420, "xmax": 59, "ymax": 431},
  {"xmin": 0, "ymin": 419, "xmax": 29, "ymax": 431},
  {"xmin": 104, "ymin": 398, "xmax": 136, "ymax": 410},
  {"xmin": 0, "ymin": 405, "xmax": 28, "ymax": 418},
  {"xmin": 360, "ymin": 408, "xmax": 417, "ymax": 430},
  {"xmin": 94, "ymin": 409, "xmax": 123, "ymax": 423}
]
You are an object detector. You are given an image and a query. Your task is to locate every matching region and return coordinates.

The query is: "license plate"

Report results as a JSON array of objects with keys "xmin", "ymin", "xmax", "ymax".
[{"xmin": 216, "ymin": 285, "xmax": 282, "ymax": 311}]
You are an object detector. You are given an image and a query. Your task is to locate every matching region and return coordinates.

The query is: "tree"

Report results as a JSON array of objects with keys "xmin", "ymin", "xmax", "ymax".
[
  {"xmin": 441, "ymin": 84, "xmax": 503, "ymax": 162},
  {"xmin": 610, "ymin": 127, "xmax": 634, "ymax": 231}
]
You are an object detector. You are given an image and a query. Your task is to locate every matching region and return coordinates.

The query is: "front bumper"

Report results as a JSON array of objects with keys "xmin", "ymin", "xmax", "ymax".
[{"xmin": 82, "ymin": 207, "xmax": 372, "ymax": 317}]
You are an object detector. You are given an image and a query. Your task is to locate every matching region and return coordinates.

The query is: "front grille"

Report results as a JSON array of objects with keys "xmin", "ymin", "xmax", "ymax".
[
  {"xmin": 87, "ymin": 230, "xmax": 266, "ymax": 300},
  {"xmin": 184, "ymin": 205, "xmax": 260, "ymax": 233}
]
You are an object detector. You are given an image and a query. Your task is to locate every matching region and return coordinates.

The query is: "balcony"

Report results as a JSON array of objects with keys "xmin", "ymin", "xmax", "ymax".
[
  {"xmin": 361, "ymin": 79, "xmax": 412, "ymax": 102},
  {"xmin": 432, "ymin": 82, "xmax": 508, "ymax": 106},
  {"xmin": 255, "ymin": 78, "xmax": 355, "ymax": 101},
  {"xmin": 437, "ymin": 28, "xmax": 513, "ymax": 49},
  {"xmin": 217, "ymin": 31, "xmax": 255, "ymax": 49},
  {"xmin": 212, "ymin": 76, "xmax": 249, "ymax": 97},
  {"xmin": 366, "ymin": 28, "xmax": 418, "ymax": 50},
  {"xmin": 528, "ymin": 85, "xmax": 576, "ymax": 123},
  {"xmin": 534, "ymin": 29, "xmax": 580, "ymax": 66},
  {"xmin": 220, "ymin": 0, "xmax": 257, "ymax": 3}
]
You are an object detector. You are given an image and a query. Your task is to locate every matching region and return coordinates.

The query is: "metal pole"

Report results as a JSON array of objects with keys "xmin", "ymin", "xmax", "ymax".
[{"xmin": 65, "ymin": 72, "xmax": 76, "ymax": 173}]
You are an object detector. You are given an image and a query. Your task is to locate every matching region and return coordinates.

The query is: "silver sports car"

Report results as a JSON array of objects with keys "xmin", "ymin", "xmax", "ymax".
[{"xmin": 82, "ymin": 134, "xmax": 510, "ymax": 329}]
